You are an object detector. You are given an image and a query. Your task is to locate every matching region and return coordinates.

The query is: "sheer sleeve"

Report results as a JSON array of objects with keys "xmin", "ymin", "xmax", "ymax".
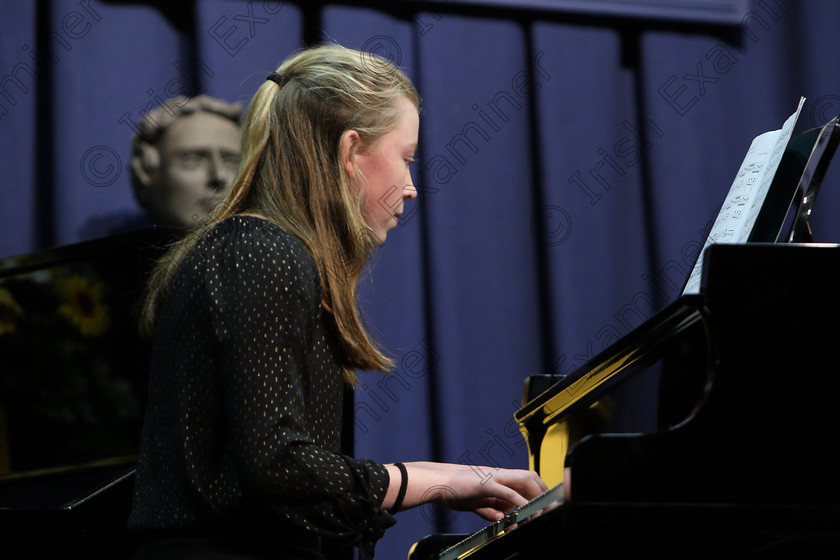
[{"xmin": 203, "ymin": 219, "xmax": 394, "ymax": 541}]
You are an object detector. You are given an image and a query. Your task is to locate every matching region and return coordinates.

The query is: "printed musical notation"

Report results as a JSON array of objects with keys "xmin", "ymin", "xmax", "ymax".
[{"xmin": 683, "ymin": 97, "xmax": 805, "ymax": 294}]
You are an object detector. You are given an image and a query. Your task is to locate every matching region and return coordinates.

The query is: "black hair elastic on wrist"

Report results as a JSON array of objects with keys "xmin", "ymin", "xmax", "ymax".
[{"xmin": 389, "ymin": 462, "xmax": 408, "ymax": 514}]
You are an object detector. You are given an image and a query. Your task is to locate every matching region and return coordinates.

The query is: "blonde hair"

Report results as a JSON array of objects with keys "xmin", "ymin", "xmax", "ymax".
[{"xmin": 140, "ymin": 44, "xmax": 420, "ymax": 383}]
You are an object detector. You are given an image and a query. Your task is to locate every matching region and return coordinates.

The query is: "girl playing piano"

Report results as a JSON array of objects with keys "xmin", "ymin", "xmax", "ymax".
[{"xmin": 129, "ymin": 43, "xmax": 548, "ymax": 560}]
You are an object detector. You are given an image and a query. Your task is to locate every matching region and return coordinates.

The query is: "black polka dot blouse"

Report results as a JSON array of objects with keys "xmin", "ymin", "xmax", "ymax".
[{"xmin": 128, "ymin": 216, "xmax": 393, "ymax": 551}]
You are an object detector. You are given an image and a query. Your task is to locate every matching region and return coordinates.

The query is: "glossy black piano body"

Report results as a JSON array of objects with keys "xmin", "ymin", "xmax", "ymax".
[
  {"xmin": 413, "ymin": 242, "xmax": 840, "ymax": 558},
  {"xmin": 0, "ymin": 227, "xmax": 173, "ymax": 558},
  {"xmin": 0, "ymin": 459, "xmax": 136, "ymax": 557}
]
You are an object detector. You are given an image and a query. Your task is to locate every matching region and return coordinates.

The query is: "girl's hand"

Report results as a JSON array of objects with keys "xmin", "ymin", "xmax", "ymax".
[{"xmin": 383, "ymin": 461, "xmax": 549, "ymax": 521}]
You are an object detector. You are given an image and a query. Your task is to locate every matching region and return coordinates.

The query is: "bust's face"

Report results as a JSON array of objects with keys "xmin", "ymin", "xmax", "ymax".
[{"xmin": 146, "ymin": 111, "xmax": 241, "ymax": 227}]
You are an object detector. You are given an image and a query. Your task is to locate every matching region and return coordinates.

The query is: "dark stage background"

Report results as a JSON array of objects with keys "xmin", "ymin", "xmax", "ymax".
[{"xmin": 2, "ymin": 1, "xmax": 840, "ymax": 557}]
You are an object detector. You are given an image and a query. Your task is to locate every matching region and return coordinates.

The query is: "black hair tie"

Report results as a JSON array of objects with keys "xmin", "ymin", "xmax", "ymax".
[
  {"xmin": 388, "ymin": 462, "xmax": 408, "ymax": 514},
  {"xmin": 266, "ymin": 72, "xmax": 289, "ymax": 87}
]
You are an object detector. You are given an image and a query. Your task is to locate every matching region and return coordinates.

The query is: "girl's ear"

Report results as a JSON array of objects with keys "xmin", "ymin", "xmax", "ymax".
[{"xmin": 339, "ymin": 129, "xmax": 362, "ymax": 180}]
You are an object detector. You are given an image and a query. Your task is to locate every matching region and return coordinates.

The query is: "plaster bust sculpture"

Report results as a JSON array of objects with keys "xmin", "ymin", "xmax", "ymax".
[{"xmin": 129, "ymin": 95, "xmax": 243, "ymax": 228}]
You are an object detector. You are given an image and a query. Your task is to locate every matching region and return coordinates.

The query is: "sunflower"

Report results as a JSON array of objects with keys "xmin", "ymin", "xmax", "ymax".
[
  {"xmin": 0, "ymin": 287, "xmax": 23, "ymax": 336},
  {"xmin": 57, "ymin": 275, "xmax": 109, "ymax": 337}
]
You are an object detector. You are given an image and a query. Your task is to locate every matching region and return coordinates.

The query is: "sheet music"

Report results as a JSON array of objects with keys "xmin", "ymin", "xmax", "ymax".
[{"xmin": 683, "ymin": 97, "xmax": 805, "ymax": 295}]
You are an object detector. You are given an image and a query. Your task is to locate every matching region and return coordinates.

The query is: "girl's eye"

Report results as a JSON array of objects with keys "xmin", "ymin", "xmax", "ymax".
[{"xmin": 406, "ymin": 157, "xmax": 417, "ymax": 166}]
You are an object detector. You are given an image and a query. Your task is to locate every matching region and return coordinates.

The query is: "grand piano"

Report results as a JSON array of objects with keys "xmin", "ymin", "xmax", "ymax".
[
  {"xmin": 410, "ymin": 118, "xmax": 840, "ymax": 559},
  {"xmin": 0, "ymin": 226, "xmax": 175, "ymax": 558},
  {"xmin": 412, "ymin": 242, "xmax": 840, "ymax": 559}
]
